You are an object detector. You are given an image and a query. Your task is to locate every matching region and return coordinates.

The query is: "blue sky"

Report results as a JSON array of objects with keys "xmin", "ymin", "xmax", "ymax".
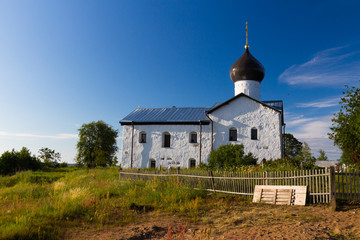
[{"xmin": 1, "ymin": 0, "xmax": 359, "ymax": 163}]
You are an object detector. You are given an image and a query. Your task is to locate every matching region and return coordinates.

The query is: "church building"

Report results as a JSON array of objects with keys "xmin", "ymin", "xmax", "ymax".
[{"xmin": 120, "ymin": 25, "xmax": 285, "ymax": 168}]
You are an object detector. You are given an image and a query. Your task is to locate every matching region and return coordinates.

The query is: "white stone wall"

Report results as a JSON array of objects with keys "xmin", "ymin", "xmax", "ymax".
[
  {"xmin": 209, "ymin": 96, "xmax": 282, "ymax": 161},
  {"xmin": 121, "ymin": 97, "xmax": 283, "ymax": 168},
  {"xmin": 234, "ymin": 80, "xmax": 260, "ymax": 100},
  {"xmin": 121, "ymin": 124, "xmax": 212, "ymax": 168}
]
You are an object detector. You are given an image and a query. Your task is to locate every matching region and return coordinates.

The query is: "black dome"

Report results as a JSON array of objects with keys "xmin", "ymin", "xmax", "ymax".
[{"xmin": 230, "ymin": 48, "xmax": 265, "ymax": 83}]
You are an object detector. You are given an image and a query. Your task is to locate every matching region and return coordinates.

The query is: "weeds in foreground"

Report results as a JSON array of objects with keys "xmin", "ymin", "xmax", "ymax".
[
  {"xmin": 0, "ymin": 168, "xmax": 205, "ymax": 240},
  {"xmin": 166, "ymin": 222, "xmax": 188, "ymax": 240},
  {"xmin": 191, "ymin": 226, "xmax": 212, "ymax": 240}
]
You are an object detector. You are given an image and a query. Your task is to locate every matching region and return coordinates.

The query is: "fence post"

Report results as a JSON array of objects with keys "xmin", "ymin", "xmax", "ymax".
[
  {"xmin": 209, "ymin": 170, "xmax": 215, "ymax": 191},
  {"xmin": 177, "ymin": 167, "xmax": 180, "ymax": 184},
  {"xmin": 264, "ymin": 171, "xmax": 269, "ymax": 185},
  {"xmin": 329, "ymin": 166, "xmax": 336, "ymax": 210}
]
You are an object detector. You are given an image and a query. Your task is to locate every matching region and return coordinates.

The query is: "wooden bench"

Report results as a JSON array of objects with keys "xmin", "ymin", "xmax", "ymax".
[{"xmin": 253, "ymin": 185, "xmax": 307, "ymax": 206}]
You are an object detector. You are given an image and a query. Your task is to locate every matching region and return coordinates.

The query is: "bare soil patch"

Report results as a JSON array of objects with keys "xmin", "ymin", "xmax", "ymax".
[{"xmin": 63, "ymin": 198, "xmax": 360, "ymax": 240}]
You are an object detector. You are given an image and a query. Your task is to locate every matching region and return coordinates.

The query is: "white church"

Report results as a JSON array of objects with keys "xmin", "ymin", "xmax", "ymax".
[{"xmin": 120, "ymin": 27, "xmax": 285, "ymax": 169}]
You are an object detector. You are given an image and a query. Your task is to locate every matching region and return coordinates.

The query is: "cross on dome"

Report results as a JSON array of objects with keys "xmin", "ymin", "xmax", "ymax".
[{"xmin": 229, "ymin": 22, "xmax": 265, "ymax": 83}]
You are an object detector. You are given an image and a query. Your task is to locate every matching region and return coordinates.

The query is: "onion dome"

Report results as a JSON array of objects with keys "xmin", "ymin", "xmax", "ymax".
[
  {"xmin": 230, "ymin": 47, "xmax": 265, "ymax": 83},
  {"xmin": 229, "ymin": 22, "xmax": 265, "ymax": 83}
]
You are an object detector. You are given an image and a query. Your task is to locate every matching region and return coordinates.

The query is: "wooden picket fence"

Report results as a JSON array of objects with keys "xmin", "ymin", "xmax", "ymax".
[
  {"xmin": 119, "ymin": 168, "xmax": 335, "ymax": 204},
  {"xmin": 336, "ymin": 167, "xmax": 360, "ymax": 200}
]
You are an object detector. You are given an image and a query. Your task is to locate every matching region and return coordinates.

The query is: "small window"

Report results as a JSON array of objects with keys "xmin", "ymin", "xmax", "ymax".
[
  {"xmin": 190, "ymin": 132, "xmax": 197, "ymax": 143},
  {"xmin": 229, "ymin": 128, "xmax": 237, "ymax": 141},
  {"xmin": 163, "ymin": 132, "xmax": 170, "ymax": 148},
  {"xmin": 139, "ymin": 131, "xmax": 146, "ymax": 143},
  {"xmin": 189, "ymin": 159, "xmax": 196, "ymax": 168},
  {"xmin": 251, "ymin": 128, "xmax": 258, "ymax": 140},
  {"xmin": 150, "ymin": 159, "xmax": 156, "ymax": 168}
]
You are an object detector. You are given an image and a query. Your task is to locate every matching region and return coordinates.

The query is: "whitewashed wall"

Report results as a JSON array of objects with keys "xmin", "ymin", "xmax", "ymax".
[
  {"xmin": 121, "ymin": 124, "xmax": 212, "ymax": 168},
  {"xmin": 209, "ymin": 96, "xmax": 282, "ymax": 161},
  {"xmin": 234, "ymin": 80, "xmax": 260, "ymax": 100},
  {"xmin": 121, "ymin": 97, "xmax": 283, "ymax": 168}
]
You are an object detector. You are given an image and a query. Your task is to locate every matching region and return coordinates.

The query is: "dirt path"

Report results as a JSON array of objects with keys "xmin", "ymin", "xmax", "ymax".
[{"xmin": 63, "ymin": 203, "xmax": 360, "ymax": 240}]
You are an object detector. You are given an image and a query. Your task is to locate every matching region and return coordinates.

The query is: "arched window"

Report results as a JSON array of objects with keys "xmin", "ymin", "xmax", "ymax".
[
  {"xmin": 163, "ymin": 132, "xmax": 171, "ymax": 148},
  {"xmin": 139, "ymin": 131, "xmax": 146, "ymax": 143},
  {"xmin": 149, "ymin": 159, "xmax": 156, "ymax": 168},
  {"xmin": 189, "ymin": 158, "xmax": 196, "ymax": 168},
  {"xmin": 251, "ymin": 127, "xmax": 258, "ymax": 140},
  {"xmin": 229, "ymin": 127, "xmax": 237, "ymax": 141},
  {"xmin": 189, "ymin": 131, "xmax": 197, "ymax": 143}
]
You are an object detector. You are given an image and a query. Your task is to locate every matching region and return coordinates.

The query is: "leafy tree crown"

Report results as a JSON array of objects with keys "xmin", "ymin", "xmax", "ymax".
[
  {"xmin": 76, "ymin": 120, "xmax": 118, "ymax": 167},
  {"xmin": 329, "ymin": 84, "xmax": 360, "ymax": 166}
]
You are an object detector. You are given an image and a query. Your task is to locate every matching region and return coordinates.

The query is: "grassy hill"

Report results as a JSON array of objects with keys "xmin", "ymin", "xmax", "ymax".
[{"xmin": 0, "ymin": 167, "xmax": 206, "ymax": 239}]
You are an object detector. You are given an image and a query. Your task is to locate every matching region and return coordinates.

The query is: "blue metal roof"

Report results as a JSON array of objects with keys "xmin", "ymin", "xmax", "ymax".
[
  {"xmin": 262, "ymin": 100, "xmax": 283, "ymax": 111},
  {"xmin": 120, "ymin": 107, "xmax": 211, "ymax": 125},
  {"xmin": 120, "ymin": 99, "xmax": 283, "ymax": 125}
]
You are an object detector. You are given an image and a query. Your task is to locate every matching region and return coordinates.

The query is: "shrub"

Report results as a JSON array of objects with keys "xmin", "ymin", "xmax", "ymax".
[
  {"xmin": 262, "ymin": 157, "xmax": 301, "ymax": 171},
  {"xmin": 207, "ymin": 144, "xmax": 257, "ymax": 169}
]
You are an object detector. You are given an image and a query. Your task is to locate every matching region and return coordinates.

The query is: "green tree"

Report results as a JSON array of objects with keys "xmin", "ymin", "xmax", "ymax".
[
  {"xmin": 76, "ymin": 121, "xmax": 118, "ymax": 168},
  {"xmin": 296, "ymin": 142, "xmax": 316, "ymax": 169},
  {"xmin": 110, "ymin": 156, "xmax": 118, "ymax": 166},
  {"xmin": 317, "ymin": 149, "xmax": 328, "ymax": 161},
  {"xmin": 339, "ymin": 152, "xmax": 353, "ymax": 166},
  {"xmin": 207, "ymin": 144, "xmax": 257, "ymax": 169},
  {"xmin": 38, "ymin": 147, "xmax": 61, "ymax": 167},
  {"xmin": 283, "ymin": 133, "xmax": 302, "ymax": 160},
  {"xmin": 0, "ymin": 147, "xmax": 41, "ymax": 175},
  {"xmin": 329, "ymin": 84, "xmax": 360, "ymax": 166}
]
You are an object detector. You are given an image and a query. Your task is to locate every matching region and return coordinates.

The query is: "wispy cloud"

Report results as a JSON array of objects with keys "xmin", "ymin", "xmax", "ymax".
[
  {"xmin": 297, "ymin": 96, "xmax": 340, "ymax": 108},
  {"xmin": 279, "ymin": 46, "xmax": 360, "ymax": 86},
  {"xmin": 0, "ymin": 131, "xmax": 78, "ymax": 139},
  {"xmin": 287, "ymin": 117, "xmax": 314, "ymax": 126},
  {"xmin": 285, "ymin": 112, "xmax": 314, "ymax": 127},
  {"xmin": 293, "ymin": 115, "xmax": 332, "ymax": 139}
]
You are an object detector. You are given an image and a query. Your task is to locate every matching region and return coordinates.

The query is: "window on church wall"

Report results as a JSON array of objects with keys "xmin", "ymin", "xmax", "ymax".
[
  {"xmin": 189, "ymin": 159, "xmax": 196, "ymax": 168},
  {"xmin": 163, "ymin": 132, "xmax": 171, "ymax": 148},
  {"xmin": 190, "ymin": 132, "xmax": 197, "ymax": 143},
  {"xmin": 251, "ymin": 128, "xmax": 258, "ymax": 140},
  {"xmin": 149, "ymin": 159, "xmax": 156, "ymax": 168},
  {"xmin": 139, "ymin": 131, "xmax": 146, "ymax": 143},
  {"xmin": 229, "ymin": 128, "xmax": 237, "ymax": 141}
]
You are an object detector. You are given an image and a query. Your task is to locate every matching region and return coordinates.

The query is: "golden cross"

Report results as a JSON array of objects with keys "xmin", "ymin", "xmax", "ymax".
[{"xmin": 245, "ymin": 22, "xmax": 249, "ymax": 49}]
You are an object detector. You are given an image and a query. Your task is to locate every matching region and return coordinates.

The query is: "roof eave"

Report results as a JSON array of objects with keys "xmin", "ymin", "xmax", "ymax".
[{"xmin": 120, "ymin": 120, "xmax": 211, "ymax": 126}]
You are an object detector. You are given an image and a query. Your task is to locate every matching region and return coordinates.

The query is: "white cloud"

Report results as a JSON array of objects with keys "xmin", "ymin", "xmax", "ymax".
[
  {"xmin": 294, "ymin": 116, "xmax": 331, "ymax": 139},
  {"xmin": 286, "ymin": 114, "xmax": 341, "ymax": 160},
  {"xmin": 285, "ymin": 112, "xmax": 314, "ymax": 127},
  {"xmin": 297, "ymin": 96, "xmax": 340, "ymax": 108},
  {"xmin": 279, "ymin": 46, "xmax": 360, "ymax": 86},
  {"xmin": 287, "ymin": 117, "xmax": 314, "ymax": 126},
  {"xmin": 0, "ymin": 131, "xmax": 78, "ymax": 140}
]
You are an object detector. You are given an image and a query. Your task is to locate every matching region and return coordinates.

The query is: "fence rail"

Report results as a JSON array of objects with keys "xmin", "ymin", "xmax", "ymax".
[
  {"xmin": 336, "ymin": 168, "xmax": 360, "ymax": 200},
  {"xmin": 119, "ymin": 168, "xmax": 333, "ymax": 204}
]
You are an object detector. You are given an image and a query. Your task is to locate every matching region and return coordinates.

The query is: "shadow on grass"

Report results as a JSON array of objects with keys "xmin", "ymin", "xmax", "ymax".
[{"xmin": 335, "ymin": 198, "xmax": 360, "ymax": 211}]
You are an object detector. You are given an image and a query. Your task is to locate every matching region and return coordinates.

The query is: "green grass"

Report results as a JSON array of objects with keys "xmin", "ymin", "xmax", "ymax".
[
  {"xmin": 0, "ymin": 167, "xmax": 207, "ymax": 240},
  {"xmin": 335, "ymin": 172, "xmax": 360, "ymax": 195}
]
